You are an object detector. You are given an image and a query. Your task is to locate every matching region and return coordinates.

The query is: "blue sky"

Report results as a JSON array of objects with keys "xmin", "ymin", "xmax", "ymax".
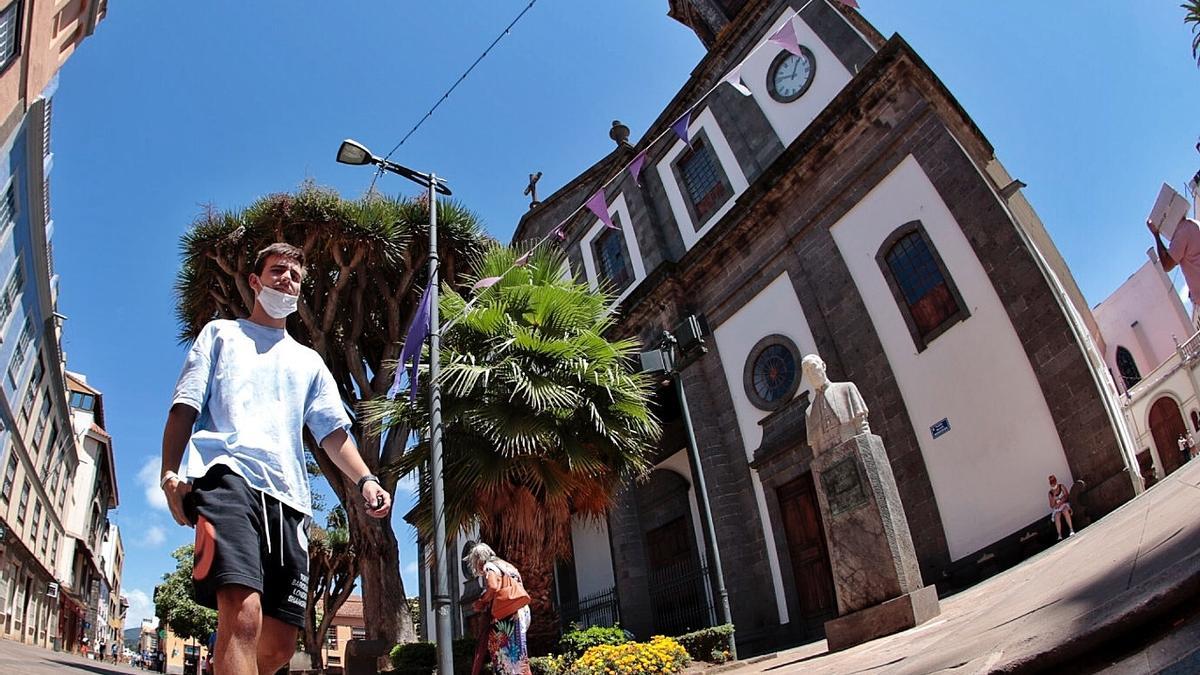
[{"xmin": 45, "ymin": 2, "xmax": 1200, "ymax": 629}]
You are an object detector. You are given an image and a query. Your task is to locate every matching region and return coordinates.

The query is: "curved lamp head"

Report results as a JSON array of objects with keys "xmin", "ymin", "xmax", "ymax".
[{"xmin": 336, "ymin": 139, "xmax": 375, "ymax": 166}]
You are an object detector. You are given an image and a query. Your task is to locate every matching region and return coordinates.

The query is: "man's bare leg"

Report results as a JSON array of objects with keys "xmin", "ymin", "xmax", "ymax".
[
  {"xmin": 1053, "ymin": 512, "xmax": 1063, "ymax": 539},
  {"xmin": 1064, "ymin": 508, "xmax": 1075, "ymax": 535},
  {"xmin": 257, "ymin": 615, "xmax": 298, "ymax": 675},
  {"xmin": 216, "ymin": 585, "xmax": 262, "ymax": 675}
]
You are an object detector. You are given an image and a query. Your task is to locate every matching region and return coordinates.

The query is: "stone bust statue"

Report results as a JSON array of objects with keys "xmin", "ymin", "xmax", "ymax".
[{"xmin": 802, "ymin": 354, "xmax": 870, "ymax": 454}]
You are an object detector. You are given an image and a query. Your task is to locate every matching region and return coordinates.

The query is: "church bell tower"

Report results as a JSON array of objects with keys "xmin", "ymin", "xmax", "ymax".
[{"xmin": 666, "ymin": 0, "xmax": 750, "ymax": 49}]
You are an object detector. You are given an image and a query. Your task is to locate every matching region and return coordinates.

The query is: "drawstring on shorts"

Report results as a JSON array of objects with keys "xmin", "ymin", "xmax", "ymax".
[
  {"xmin": 259, "ymin": 491, "xmax": 286, "ymax": 567},
  {"xmin": 260, "ymin": 491, "xmax": 272, "ymax": 556}
]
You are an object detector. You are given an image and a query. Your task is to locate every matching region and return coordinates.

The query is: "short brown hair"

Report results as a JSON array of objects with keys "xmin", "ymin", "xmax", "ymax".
[{"xmin": 253, "ymin": 242, "xmax": 305, "ymax": 276}]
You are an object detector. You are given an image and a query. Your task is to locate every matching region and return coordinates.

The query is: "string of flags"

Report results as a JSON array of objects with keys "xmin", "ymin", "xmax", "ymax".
[{"xmin": 389, "ymin": 0, "xmax": 862, "ymax": 399}]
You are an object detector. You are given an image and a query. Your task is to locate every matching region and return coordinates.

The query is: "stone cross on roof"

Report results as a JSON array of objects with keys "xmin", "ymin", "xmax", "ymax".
[{"xmin": 524, "ymin": 172, "xmax": 543, "ymax": 209}]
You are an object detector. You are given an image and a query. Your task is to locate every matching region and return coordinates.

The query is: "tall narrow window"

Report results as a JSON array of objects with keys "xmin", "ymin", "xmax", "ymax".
[
  {"xmin": 0, "ymin": 183, "xmax": 14, "ymax": 239},
  {"xmin": 0, "ymin": 452, "xmax": 15, "ymax": 502},
  {"xmin": 0, "ymin": 262, "xmax": 26, "ymax": 328},
  {"xmin": 0, "ymin": 2, "xmax": 20, "ymax": 72},
  {"xmin": 16, "ymin": 479, "xmax": 28, "ymax": 524},
  {"xmin": 7, "ymin": 315, "xmax": 34, "ymax": 388},
  {"xmin": 877, "ymin": 223, "xmax": 968, "ymax": 350},
  {"xmin": 674, "ymin": 134, "xmax": 731, "ymax": 227},
  {"xmin": 19, "ymin": 384, "xmax": 35, "ymax": 425},
  {"xmin": 29, "ymin": 501, "xmax": 40, "ymax": 543},
  {"xmin": 1116, "ymin": 346, "xmax": 1141, "ymax": 389},
  {"xmin": 591, "ymin": 224, "xmax": 633, "ymax": 293}
]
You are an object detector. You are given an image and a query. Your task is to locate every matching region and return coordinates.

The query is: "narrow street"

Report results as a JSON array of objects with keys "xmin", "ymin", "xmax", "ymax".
[{"xmin": 0, "ymin": 638, "xmax": 144, "ymax": 675}]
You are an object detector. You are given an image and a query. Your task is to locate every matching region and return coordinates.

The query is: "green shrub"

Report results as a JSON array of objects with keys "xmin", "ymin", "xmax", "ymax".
[
  {"xmin": 673, "ymin": 623, "xmax": 734, "ymax": 663},
  {"xmin": 529, "ymin": 654, "xmax": 569, "ymax": 675},
  {"xmin": 558, "ymin": 624, "xmax": 631, "ymax": 661},
  {"xmin": 389, "ymin": 642, "xmax": 435, "ymax": 674},
  {"xmin": 452, "ymin": 637, "xmax": 478, "ymax": 675},
  {"xmin": 388, "ymin": 638, "xmax": 479, "ymax": 675}
]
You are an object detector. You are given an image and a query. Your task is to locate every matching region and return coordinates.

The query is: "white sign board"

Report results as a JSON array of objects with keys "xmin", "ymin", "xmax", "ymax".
[{"xmin": 1148, "ymin": 183, "xmax": 1191, "ymax": 239}]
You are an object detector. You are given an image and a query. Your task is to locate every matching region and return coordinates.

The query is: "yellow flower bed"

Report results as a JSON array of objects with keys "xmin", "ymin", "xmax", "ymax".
[{"xmin": 573, "ymin": 635, "xmax": 690, "ymax": 674}]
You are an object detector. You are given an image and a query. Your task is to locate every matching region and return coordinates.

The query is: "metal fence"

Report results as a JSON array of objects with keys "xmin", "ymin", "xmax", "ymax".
[
  {"xmin": 647, "ymin": 560, "xmax": 715, "ymax": 636},
  {"xmin": 560, "ymin": 586, "xmax": 620, "ymax": 631}
]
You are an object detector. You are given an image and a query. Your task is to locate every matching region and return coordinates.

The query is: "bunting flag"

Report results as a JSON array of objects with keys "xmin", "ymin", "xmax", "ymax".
[
  {"xmin": 670, "ymin": 111, "xmax": 691, "ymax": 144},
  {"xmin": 472, "ymin": 276, "xmax": 501, "ymax": 292},
  {"xmin": 389, "ymin": 280, "xmax": 433, "ymax": 401},
  {"xmin": 768, "ymin": 18, "xmax": 802, "ymax": 57},
  {"xmin": 513, "ymin": 250, "xmax": 531, "ymax": 267},
  {"xmin": 628, "ymin": 150, "xmax": 648, "ymax": 186},
  {"xmin": 585, "ymin": 189, "xmax": 617, "ymax": 229},
  {"xmin": 837, "ymin": 0, "xmax": 859, "ymax": 8},
  {"xmin": 552, "ymin": 224, "xmax": 567, "ymax": 241},
  {"xmin": 723, "ymin": 67, "xmax": 752, "ymax": 96}
]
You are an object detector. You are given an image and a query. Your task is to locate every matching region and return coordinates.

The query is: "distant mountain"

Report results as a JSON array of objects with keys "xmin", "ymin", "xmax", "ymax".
[{"xmin": 124, "ymin": 626, "xmax": 142, "ymax": 646}]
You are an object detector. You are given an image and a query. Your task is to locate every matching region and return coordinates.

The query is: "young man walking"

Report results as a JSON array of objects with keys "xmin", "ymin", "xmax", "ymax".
[{"xmin": 160, "ymin": 243, "xmax": 392, "ymax": 675}]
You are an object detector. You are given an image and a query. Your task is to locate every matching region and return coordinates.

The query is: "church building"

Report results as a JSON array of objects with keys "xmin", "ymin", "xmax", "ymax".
[{"xmin": 505, "ymin": 0, "xmax": 1140, "ymax": 654}]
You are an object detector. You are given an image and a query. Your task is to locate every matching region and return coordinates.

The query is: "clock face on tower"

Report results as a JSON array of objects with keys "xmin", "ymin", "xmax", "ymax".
[{"xmin": 766, "ymin": 47, "xmax": 816, "ymax": 103}]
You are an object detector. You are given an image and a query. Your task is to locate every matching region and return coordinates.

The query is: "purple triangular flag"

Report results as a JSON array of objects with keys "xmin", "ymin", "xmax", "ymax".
[
  {"xmin": 768, "ymin": 19, "xmax": 802, "ymax": 57},
  {"xmin": 585, "ymin": 189, "xmax": 617, "ymax": 230},
  {"xmin": 670, "ymin": 111, "xmax": 691, "ymax": 144},
  {"xmin": 389, "ymin": 280, "xmax": 433, "ymax": 400},
  {"xmin": 552, "ymin": 224, "xmax": 567, "ymax": 241},
  {"xmin": 838, "ymin": 0, "xmax": 859, "ymax": 8},
  {"xmin": 514, "ymin": 251, "xmax": 531, "ymax": 267},
  {"xmin": 628, "ymin": 150, "xmax": 648, "ymax": 187},
  {"xmin": 723, "ymin": 66, "xmax": 751, "ymax": 96},
  {"xmin": 472, "ymin": 276, "xmax": 501, "ymax": 291}
]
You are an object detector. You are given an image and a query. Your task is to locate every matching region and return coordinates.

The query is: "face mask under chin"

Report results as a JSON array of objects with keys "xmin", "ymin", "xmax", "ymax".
[{"xmin": 257, "ymin": 286, "xmax": 299, "ymax": 319}]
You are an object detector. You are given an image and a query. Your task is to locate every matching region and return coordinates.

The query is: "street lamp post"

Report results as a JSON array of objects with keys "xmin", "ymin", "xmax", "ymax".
[
  {"xmin": 640, "ymin": 318, "xmax": 734, "ymax": 658},
  {"xmin": 337, "ymin": 140, "xmax": 454, "ymax": 675}
]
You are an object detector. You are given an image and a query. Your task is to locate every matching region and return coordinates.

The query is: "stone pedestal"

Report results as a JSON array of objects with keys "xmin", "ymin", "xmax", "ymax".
[{"xmin": 811, "ymin": 433, "xmax": 939, "ymax": 650}]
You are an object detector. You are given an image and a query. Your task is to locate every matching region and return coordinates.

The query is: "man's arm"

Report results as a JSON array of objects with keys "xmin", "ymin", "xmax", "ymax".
[
  {"xmin": 161, "ymin": 403, "xmax": 198, "ymax": 527},
  {"xmin": 1149, "ymin": 219, "xmax": 1178, "ymax": 271},
  {"xmin": 320, "ymin": 428, "xmax": 392, "ymax": 518}
]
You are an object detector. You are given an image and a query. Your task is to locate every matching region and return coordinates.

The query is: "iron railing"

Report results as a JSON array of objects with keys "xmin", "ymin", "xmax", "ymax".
[
  {"xmin": 560, "ymin": 586, "xmax": 619, "ymax": 631},
  {"xmin": 647, "ymin": 560, "xmax": 714, "ymax": 636}
]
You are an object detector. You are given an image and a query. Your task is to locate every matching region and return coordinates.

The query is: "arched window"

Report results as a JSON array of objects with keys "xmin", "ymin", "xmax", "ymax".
[
  {"xmin": 877, "ymin": 222, "xmax": 968, "ymax": 350},
  {"xmin": 591, "ymin": 221, "xmax": 633, "ymax": 293},
  {"xmin": 1191, "ymin": 410, "xmax": 1199, "ymax": 432},
  {"xmin": 1115, "ymin": 346, "xmax": 1141, "ymax": 389}
]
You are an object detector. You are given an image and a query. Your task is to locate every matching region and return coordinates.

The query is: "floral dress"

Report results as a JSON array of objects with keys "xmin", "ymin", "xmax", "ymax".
[{"xmin": 483, "ymin": 562, "xmax": 532, "ymax": 675}]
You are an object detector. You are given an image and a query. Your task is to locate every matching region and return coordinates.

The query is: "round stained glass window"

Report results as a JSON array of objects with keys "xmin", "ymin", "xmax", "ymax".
[{"xmin": 743, "ymin": 335, "xmax": 801, "ymax": 411}]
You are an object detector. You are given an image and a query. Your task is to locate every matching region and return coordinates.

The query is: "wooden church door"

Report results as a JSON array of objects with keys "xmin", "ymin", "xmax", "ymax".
[
  {"xmin": 778, "ymin": 474, "xmax": 837, "ymax": 630},
  {"xmin": 1149, "ymin": 396, "xmax": 1188, "ymax": 476}
]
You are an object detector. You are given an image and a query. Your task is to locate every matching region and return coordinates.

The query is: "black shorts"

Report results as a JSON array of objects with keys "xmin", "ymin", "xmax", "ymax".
[{"xmin": 185, "ymin": 465, "xmax": 310, "ymax": 628}]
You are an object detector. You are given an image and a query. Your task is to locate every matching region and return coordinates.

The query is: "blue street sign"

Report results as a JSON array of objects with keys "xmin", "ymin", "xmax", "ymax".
[{"xmin": 930, "ymin": 418, "xmax": 951, "ymax": 439}]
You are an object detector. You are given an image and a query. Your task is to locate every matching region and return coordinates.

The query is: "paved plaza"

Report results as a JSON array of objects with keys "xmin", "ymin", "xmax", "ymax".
[
  {"xmin": 723, "ymin": 460, "xmax": 1200, "ymax": 674},
  {"xmin": 0, "ymin": 637, "xmax": 144, "ymax": 675}
]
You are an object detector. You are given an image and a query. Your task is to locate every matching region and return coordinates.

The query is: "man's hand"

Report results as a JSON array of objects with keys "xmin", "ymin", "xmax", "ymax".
[
  {"xmin": 361, "ymin": 480, "xmax": 391, "ymax": 518},
  {"xmin": 163, "ymin": 474, "xmax": 194, "ymax": 527}
]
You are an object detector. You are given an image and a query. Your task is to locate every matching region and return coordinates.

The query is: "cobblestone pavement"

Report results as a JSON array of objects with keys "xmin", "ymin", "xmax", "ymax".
[{"xmin": 0, "ymin": 637, "xmax": 145, "ymax": 675}]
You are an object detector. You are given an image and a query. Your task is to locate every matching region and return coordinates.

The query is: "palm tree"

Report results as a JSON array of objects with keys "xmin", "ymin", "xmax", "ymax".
[
  {"xmin": 304, "ymin": 507, "xmax": 357, "ymax": 670},
  {"xmin": 1185, "ymin": 1, "xmax": 1200, "ymax": 65},
  {"xmin": 174, "ymin": 184, "xmax": 486, "ymax": 644},
  {"xmin": 362, "ymin": 244, "xmax": 661, "ymax": 652}
]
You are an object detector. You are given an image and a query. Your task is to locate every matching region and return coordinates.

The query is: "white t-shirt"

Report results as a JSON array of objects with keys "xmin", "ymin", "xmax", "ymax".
[{"xmin": 171, "ymin": 319, "xmax": 351, "ymax": 515}]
